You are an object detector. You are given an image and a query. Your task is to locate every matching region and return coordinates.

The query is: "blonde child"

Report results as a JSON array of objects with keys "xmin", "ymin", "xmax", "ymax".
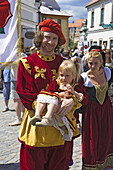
[{"xmin": 30, "ymin": 60, "xmax": 84, "ymax": 140}]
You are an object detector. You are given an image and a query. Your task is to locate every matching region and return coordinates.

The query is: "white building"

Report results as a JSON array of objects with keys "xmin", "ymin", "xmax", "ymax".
[
  {"xmin": 86, "ymin": 0, "xmax": 113, "ymax": 49},
  {"xmin": 21, "ymin": 0, "xmax": 38, "ymax": 51}
]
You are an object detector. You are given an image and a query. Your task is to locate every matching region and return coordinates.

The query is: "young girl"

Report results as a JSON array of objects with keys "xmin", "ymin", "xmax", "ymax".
[
  {"xmin": 81, "ymin": 49, "xmax": 113, "ymax": 169},
  {"xmin": 31, "ymin": 60, "xmax": 84, "ymax": 140}
]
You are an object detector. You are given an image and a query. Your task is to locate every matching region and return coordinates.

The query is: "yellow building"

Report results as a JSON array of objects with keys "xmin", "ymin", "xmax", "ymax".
[{"xmin": 37, "ymin": 0, "xmax": 71, "ymax": 49}]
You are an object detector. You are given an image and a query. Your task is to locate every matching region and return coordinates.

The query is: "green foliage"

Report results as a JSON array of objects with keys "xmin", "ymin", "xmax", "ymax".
[{"xmin": 69, "ymin": 38, "xmax": 74, "ymax": 49}]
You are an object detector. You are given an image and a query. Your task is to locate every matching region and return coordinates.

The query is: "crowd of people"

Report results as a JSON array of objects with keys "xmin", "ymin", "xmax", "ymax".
[{"xmin": 0, "ymin": 19, "xmax": 113, "ymax": 170}]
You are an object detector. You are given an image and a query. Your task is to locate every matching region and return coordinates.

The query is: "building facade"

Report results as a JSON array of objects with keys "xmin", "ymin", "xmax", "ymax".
[
  {"xmin": 36, "ymin": 0, "xmax": 71, "ymax": 49},
  {"xmin": 21, "ymin": 0, "xmax": 71, "ymax": 52},
  {"xmin": 86, "ymin": 0, "xmax": 113, "ymax": 49},
  {"xmin": 21, "ymin": 0, "xmax": 38, "ymax": 53},
  {"xmin": 68, "ymin": 19, "xmax": 86, "ymax": 44}
]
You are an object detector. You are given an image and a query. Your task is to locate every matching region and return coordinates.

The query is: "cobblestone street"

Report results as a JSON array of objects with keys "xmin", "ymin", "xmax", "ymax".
[{"xmin": 0, "ymin": 90, "xmax": 82, "ymax": 170}]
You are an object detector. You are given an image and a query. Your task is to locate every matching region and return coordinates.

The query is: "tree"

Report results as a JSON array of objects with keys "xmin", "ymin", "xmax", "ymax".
[{"xmin": 69, "ymin": 38, "xmax": 74, "ymax": 49}]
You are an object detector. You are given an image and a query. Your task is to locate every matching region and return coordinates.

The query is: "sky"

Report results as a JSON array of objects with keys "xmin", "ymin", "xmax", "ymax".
[{"xmin": 55, "ymin": 0, "xmax": 92, "ymax": 23}]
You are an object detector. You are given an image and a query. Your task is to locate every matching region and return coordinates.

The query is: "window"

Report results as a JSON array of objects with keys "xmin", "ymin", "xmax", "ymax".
[
  {"xmin": 103, "ymin": 41, "xmax": 107, "ymax": 48},
  {"xmin": 42, "ymin": 15, "xmax": 46, "ymax": 21},
  {"xmin": 35, "ymin": 0, "xmax": 41, "ymax": 2},
  {"xmin": 90, "ymin": 41, "xmax": 93, "ymax": 46},
  {"xmin": 0, "ymin": 28, "xmax": 5, "ymax": 34},
  {"xmin": 100, "ymin": 8, "xmax": 104, "ymax": 25},
  {"xmin": 91, "ymin": 11, "xmax": 94, "ymax": 27},
  {"xmin": 70, "ymin": 28, "xmax": 75, "ymax": 34},
  {"xmin": 99, "ymin": 40, "xmax": 102, "ymax": 47},
  {"xmin": 57, "ymin": 19, "xmax": 61, "ymax": 25},
  {"xmin": 110, "ymin": 40, "xmax": 113, "ymax": 49},
  {"xmin": 112, "ymin": 3, "xmax": 113, "ymax": 22}
]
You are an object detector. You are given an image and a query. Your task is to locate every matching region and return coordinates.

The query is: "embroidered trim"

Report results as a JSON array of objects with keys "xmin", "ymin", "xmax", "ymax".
[
  {"xmin": 37, "ymin": 94, "xmax": 59, "ymax": 105},
  {"xmin": 35, "ymin": 66, "xmax": 46, "ymax": 79},
  {"xmin": 37, "ymin": 50, "xmax": 56, "ymax": 61},
  {"xmin": 83, "ymin": 154, "xmax": 113, "ymax": 170},
  {"xmin": 95, "ymin": 82, "xmax": 108, "ymax": 104},
  {"xmin": 21, "ymin": 58, "xmax": 31, "ymax": 75},
  {"xmin": 40, "ymin": 90, "xmax": 61, "ymax": 100}
]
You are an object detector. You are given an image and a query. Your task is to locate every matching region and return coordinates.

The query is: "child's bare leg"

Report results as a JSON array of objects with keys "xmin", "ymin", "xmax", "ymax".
[
  {"xmin": 45, "ymin": 103, "xmax": 58, "ymax": 119},
  {"xmin": 54, "ymin": 102, "xmax": 63, "ymax": 124},
  {"xmin": 30, "ymin": 102, "xmax": 46, "ymax": 125},
  {"xmin": 35, "ymin": 103, "xmax": 58, "ymax": 127},
  {"xmin": 35, "ymin": 102, "xmax": 46, "ymax": 117}
]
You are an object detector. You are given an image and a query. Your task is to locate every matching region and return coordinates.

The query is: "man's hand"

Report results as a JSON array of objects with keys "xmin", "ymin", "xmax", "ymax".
[{"xmin": 57, "ymin": 98, "xmax": 74, "ymax": 116}]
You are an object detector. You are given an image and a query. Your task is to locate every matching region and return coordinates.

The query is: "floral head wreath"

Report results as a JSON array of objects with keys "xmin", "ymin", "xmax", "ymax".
[
  {"xmin": 89, "ymin": 49, "xmax": 104, "ymax": 67},
  {"xmin": 91, "ymin": 49, "xmax": 101, "ymax": 52}
]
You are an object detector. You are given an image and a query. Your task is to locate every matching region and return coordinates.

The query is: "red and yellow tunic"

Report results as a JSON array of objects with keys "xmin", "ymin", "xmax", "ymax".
[{"xmin": 16, "ymin": 51, "xmax": 88, "ymax": 148}]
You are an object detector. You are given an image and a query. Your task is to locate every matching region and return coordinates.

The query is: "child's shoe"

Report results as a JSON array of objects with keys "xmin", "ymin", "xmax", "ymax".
[
  {"xmin": 35, "ymin": 116, "xmax": 53, "ymax": 127},
  {"xmin": 30, "ymin": 115, "xmax": 41, "ymax": 125}
]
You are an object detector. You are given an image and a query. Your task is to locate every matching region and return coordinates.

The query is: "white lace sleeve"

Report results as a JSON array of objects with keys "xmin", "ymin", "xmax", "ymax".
[
  {"xmin": 104, "ymin": 67, "xmax": 111, "ymax": 81},
  {"xmin": 81, "ymin": 72, "xmax": 93, "ymax": 87}
]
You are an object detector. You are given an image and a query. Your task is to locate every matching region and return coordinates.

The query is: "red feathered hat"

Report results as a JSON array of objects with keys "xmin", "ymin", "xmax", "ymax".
[{"xmin": 39, "ymin": 19, "xmax": 66, "ymax": 45}]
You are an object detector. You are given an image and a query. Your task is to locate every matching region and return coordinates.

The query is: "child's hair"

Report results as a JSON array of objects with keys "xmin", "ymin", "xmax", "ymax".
[
  {"xmin": 71, "ymin": 57, "xmax": 81, "ymax": 82},
  {"xmin": 58, "ymin": 60, "xmax": 81, "ymax": 82},
  {"xmin": 87, "ymin": 49, "xmax": 103, "ymax": 62}
]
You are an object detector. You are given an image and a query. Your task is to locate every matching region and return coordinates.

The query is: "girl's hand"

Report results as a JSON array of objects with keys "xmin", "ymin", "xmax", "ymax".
[
  {"xmin": 66, "ymin": 84, "xmax": 83, "ymax": 101},
  {"xmin": 66, "ymin": 84, "xmax": 75, "ymax": 95},
  {"xmin": 59, "ymin": 92, "xmax": 66, "ymax": 98},
  {"xmin": 59, "ymin": 90, "xmax": 72, "ymax": 99}
]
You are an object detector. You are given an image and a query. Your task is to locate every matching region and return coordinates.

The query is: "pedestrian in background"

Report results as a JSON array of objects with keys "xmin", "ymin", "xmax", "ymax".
[
  {"xmin": 61, "ymin": 49, "xmax": 71, "ymax": 59},
  {"xmin": 105, "ymin": 49, "xmax": 113, "ymax": 68},
  {"xmin": 8, "ymin": 63, "xmax": 25, "ymax": 126},
  {"xmin": 8, "ymin": 48, "xmax": 27, "ymax": 126},
  {"xmin": 105, "ymin": 49, "xmax": 113, "ymax": 98},
  {"xmin": 2, "ymin": 66, "xmax": 11, "ymax": 112},
  {"xmin": 0, "ymin": 69, "xmax": 3, "ymax": 89}
]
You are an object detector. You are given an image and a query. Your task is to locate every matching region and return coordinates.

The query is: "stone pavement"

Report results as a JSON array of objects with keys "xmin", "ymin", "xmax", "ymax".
[{"xmin": 0, "ymin": 90, "xmax": 82, "ymax": 170}]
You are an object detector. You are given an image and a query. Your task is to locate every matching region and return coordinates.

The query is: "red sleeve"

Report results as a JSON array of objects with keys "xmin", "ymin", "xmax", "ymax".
[
  {"xmin": 46, "ymin": 80, "xmax": 59, "ymax": 92},
  {"xmin": 16, "ymin": 60, "xmax": 39, "ymax": 110},
  {"xmin": 38, "ymin": 80, "xmax": 60, "ymax": 100},
  {"xmin": 16, "ymin": 54, "xmax": 64, "ymax": 110},
  {"xmin": 74, "ymin": 112, "xmax": 80, "ymax": 124},
  {"xmin": 75, "ymin": 76, "xmax": 88, "ymax": 106}
]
